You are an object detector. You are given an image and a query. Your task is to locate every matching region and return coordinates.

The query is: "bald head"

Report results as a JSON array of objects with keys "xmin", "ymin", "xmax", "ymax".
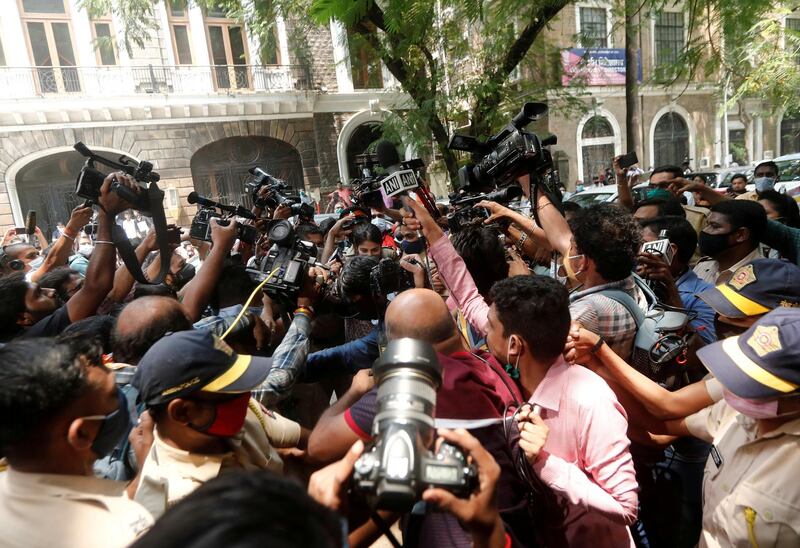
[
  {"xmin": 112, "ymin": 297, "xmax": 192, "ymax": 364},
  {"xmin": 385, "ymin": 289, "xmax": 457, "ymax": 347}
]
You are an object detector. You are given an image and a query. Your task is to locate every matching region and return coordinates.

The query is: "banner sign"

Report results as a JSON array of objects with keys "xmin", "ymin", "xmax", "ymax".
[{"xmin": 561, "ymin": 48, "xmax": 642, "ymax": 86}]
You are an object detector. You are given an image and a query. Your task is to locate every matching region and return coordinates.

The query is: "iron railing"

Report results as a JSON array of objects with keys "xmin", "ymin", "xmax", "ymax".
[{"xmin": 0, "ymin": 64, "xmax": 312, "ymax": 98}]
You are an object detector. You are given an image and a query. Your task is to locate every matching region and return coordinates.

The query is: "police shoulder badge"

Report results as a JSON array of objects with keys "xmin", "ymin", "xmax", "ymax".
[
  {"xmin": 747, "ymin": 325, "xmax": 782, "ymax": 357},
  {"xmin": 729, "ymin": 264, "xmax": 757, "ymax": 290}
]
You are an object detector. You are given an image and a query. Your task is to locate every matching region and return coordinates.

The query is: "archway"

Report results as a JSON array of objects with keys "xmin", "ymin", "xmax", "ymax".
[
  {"xmin": 12, "ymin": 150, "xmax": 115, "ymax": 236},
  {"xmin": 345, "ymin": 122, "xmax": 383, "ymax": 179},
  {"xmin": 653, "ymin": 112, "xmax": 690, "ymax": 167},
  {"xmin": 579, "ymin": 115, "xmax": 616, "ymax": 184},
  {"xmin": 190, "ymin": 136, "xmax": 304, "ymax": 208}
]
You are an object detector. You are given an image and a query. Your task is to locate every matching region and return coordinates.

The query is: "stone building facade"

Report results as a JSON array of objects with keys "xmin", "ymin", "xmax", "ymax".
[{"xmin": 0, "ymin": 0, "xmax": 408, "ymax": 233}]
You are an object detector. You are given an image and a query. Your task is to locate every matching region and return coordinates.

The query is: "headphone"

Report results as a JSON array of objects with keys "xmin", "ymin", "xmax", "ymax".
[{"xmin": 0, "ymin": 246, "xmax": 25, "ymax": 272}]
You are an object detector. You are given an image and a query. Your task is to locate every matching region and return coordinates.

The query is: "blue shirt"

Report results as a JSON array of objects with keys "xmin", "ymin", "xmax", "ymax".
[
  {"xmin": 676, "ymin": 269, "xmax": 717, "ymax": 344},
  {"xmin": 304, "ymin": 323, "xmax": 382, "ymax": 381}
]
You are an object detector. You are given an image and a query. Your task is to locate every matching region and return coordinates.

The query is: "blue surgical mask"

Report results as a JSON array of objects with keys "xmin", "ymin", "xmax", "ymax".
[
  {"xmin": 29, "ymin": 256, "xmax": 44, "ymax": 269},
  {"xmin": 83, "ymin": 388, "xmax": 131, "ymax": 457},
  {"xmin": 754, "ymin": 177, "xmax": 775, "ymax": 193},
  {"xmin": 400, "ymin": 238, "xmax": 426, "ymax": 255}
]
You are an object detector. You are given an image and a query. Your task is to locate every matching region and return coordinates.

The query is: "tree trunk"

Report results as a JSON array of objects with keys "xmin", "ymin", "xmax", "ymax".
[{"xmin": 625, "ymin": 0, "xmax": 642, "ymax": 156}]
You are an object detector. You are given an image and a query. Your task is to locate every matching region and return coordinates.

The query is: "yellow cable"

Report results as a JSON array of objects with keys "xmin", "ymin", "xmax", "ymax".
[{"xmin": 220, "ymin": 267, "xmax": 279, "ymax": 341}]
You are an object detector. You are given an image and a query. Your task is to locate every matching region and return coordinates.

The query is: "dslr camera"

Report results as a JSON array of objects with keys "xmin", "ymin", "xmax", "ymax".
[
  {"xmin": 370, "ymin": 258, "xmax": 415, "ymax": 297},
  {"xmin": 353, "ymin": 338, "xmax": 478, "ymax": 511},
  {"xmin": 187, "ymin": 192, "xmax": 258, "ymax": 245},
  {"xmin": 247, "ymin": 220, "xmax": 318, "ymax": 299},
  {"xmin": 246, "ymin": 167, "xmax": 301, "ymax": 210},
  {"xmin": 73, "ymin": 142, "xmax": 160, "ymax": 213},
  {"xmin": 448, "ymin": 103, "xmax": 557, "ymax": 193},
  {"xmin": 447, "ymin": 184, "xmax": 523, "ymax": 233}
]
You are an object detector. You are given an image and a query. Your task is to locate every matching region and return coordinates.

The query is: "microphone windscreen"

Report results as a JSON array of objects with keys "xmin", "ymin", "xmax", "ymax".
[
  {"xmin": 376, "ymin": 140, "xmax": 400, "ymax": 169},
  {"xmin": 187, "ymin": 191, "xmax": 199, "ymax": 204}
]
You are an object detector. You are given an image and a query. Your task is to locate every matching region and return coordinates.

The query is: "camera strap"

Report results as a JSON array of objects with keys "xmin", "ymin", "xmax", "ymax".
[{"xmin": 111, "ymin": 184, "xmax": 172, "ymax": 284}]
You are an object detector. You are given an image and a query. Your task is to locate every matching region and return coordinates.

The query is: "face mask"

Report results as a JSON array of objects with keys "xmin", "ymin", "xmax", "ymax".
[
  {"xmin": 753, "ymin": 177, "xmax": 775, "ymax": 193},
  {"xmin": 172, "ymin": 263, "xmax": 196, "ymax": 288},
  {"xmin": 29, "ymin": 256, "xmax": 44, "ymax": 269},
  {"xmin": 191, "ymin": 393, "xmax": 250, "ymax": 438},
  {"xmin": 83, "ymin": 388, "xmax": 132, "ymax": 457},
  {"xmin": 698, "ymin": 231, "xmax": 734, "ymax": 257},
  {"xmin": 79, "ymin": 244, "xmax": 94, "ymax": 257},
  {"xmin": 400, "ymin": 238, "xmax": 426, "ymax": 255},
  {"xmin": 504, "ymin": 337, "xmax": 521, "ymax": 380},
  {"xmin": 646, "ymin": 188, "xmax": 673, "ymax": 200},
  {"xmin": 723, "ymin": 388, "xmax": 780, "ymax": 419}
]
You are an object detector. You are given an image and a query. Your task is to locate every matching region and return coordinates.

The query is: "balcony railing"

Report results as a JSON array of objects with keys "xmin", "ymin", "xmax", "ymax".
[{"xmin": 0, "ymin": 64, "xmax": 312, "ymax": 99}]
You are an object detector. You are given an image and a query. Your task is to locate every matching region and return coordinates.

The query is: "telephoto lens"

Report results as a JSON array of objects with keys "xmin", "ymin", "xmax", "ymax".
[{"xmin": 353, "ymin": 338, "xmax": 477, "ymax": 511}]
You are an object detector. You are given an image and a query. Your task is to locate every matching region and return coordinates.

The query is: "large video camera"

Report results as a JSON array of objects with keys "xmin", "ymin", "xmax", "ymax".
[
  {"xmin": 448, "ymin": 102, "xmax": 557, "ymax": 192},
  {"xmin": 187, "ymin": 192, "xmax": 258, "ymax": 245},
  {"xmin": 447, "ymin": 184, "xmax": 523, "ymax": 233},
  {"xmin": 353, "ymin": 338, "xmax": 477, "ymax": 511},
  {"xmin": 350, "ymin": 153, "xmax": 385, "ymax": 210},
  {"xmin": 246, "ymin": 220, "xmax": 317, "ymax": 299},
  {"xmin": 74, "ymin": 142, "xmax": 160, "ymax": 213},
  {"xmin": 246, "ymin": 167, "xmax": 304, "ymax": 211}
]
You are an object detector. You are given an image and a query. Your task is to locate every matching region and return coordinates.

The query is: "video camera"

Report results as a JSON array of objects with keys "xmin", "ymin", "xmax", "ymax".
[
  {"xmin": 246, "ymin": 220, "xmax": 318, "ymax": 300},
  {"xmin": 74, "ymin": 142, "xmax": 160, "ymax": 213},
  {"xmin": 447, "ymin": 184, "xmax": 523, "ymax": 233},
  {"xmin": 188, "ymin": 192, "xmax": 258, "ymax": 245},
  {"xmin": 350, "ymin": 153, "xmax": 385, "ymax": 210},
  {"xmin": 353, "ymin": 338, "xmax": 477, "ymax": 511},
  {"xmin": 246, "ymin": 167, "xmax": 302, "ymax": 211}
]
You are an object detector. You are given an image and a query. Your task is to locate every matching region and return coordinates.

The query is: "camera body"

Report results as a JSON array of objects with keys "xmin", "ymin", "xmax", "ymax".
[
  {"xmin": 447, "ymin": 184, "xmax": 523, "ymax": 233},
  {"xmin": 247, "ymin": 220, "xmax": 317, "ymax": 298},
  {"xmin": 352, "ymin": 338, "xmax": 477, "ymax": 511},
  {"xmin": 370, "ymin": 258, "xmax": 415, "ymax": 298},
  {"xmin": 189, "ymin": 207, "xmax": 258, "ymax": 245},
  {"xmin": 247, "ymin": 167, "xmax": 301, "ymax": 210},
  {"xmin": 73, "ymin": 142, "xmax": 159, "ymax": 213},
  {"xmin": 448, "ymin": 103, "xmax": 556, "ymax": 193}
]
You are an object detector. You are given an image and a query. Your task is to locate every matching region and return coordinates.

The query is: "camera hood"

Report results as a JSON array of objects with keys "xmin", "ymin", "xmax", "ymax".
[{"xmin": 373, "ymin": 338, "xmax": 442, "ymax": 386}]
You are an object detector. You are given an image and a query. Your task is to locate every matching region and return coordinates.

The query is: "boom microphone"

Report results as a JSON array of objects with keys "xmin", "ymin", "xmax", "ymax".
[
  {"xmin": 376, "ymin": 140, "xmax": 401, "ymax": 172},
  {"xmin": 187, "ymin": 191, "xmax": 255, "ymax": 219}
]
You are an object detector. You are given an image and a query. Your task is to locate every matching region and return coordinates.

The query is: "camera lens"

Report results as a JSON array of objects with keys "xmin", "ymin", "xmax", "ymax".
[{"xmin": 268, "ymin": 220, "xmax": 294, "ymax": 246}]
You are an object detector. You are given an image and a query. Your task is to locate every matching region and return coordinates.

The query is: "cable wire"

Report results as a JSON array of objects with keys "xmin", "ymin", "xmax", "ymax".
[{"xmin": 220, "ymin": 267, "xmax": 279, "ymax": 340}]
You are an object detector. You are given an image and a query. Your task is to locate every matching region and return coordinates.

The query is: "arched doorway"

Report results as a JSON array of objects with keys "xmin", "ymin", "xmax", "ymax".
[
  {"xmin": 579, "ymin": 115, "xmax": 615, "ymax": 184},
  {"xmin": 190, "ymin": 136, "xmax": 304, "ymax": 208},
  {"xmin": 653, "ymin": 112, "xmax": 689, "ymax": 167},
  {"xmin": 14, "ymin": 150, "xmax": 113, "ymax": 236},
  {"xmin": 345, "ymin": 123, "xmax": 383, "ymax": 181}
]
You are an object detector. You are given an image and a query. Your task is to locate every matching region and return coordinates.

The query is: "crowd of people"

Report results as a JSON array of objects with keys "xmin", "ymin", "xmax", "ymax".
[{"xmin": 0, "ymin": 155, "xmax": 799, "ymax": 548}]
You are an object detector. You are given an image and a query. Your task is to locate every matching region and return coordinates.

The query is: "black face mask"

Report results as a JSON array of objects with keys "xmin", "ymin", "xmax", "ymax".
[{"xmin": 698, "ymin": 231, "xmax": 734, "ymax": 258}]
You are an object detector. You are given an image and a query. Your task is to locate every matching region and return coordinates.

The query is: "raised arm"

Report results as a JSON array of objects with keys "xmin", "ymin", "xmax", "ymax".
[
  {"xmin": 67, "ymin": 174, "xmax": 137, "ymax": 321},
  {"xmin": 29, "ymin": 205, "xmax": 92, "ymax": 283}
]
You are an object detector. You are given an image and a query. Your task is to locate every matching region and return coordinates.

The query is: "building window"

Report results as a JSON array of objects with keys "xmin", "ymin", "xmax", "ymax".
[
  {"xmin": 780, "ymin": 115, "xmax": 800, "ymax": 155},
  {"xmin": 580, "ymin": 115, "xmax": 615, "ymax": 184},
  {"xmin": 786, "ymin": 18, "xmax": 800, "ymax": 64},
  {"xmin": 654, "ymin": 12, "xmax": 684, "ymax": 71},
  {"xmin": 349, "ymin": 33, "xmax": 383, "ymax": 89},
  {"xmin": 204, "ymin": 3, "xmax": 250, "ymax": 89},
  {"xmin": 579, "ymin": 7, "xmax": 608, "ymax": 48},
  {"xmin": 0, "ymin": 38, "xmax": 6, "ymax": 66},
  {"xmin": 260, "ymin": 29, "xmax": 281, "ymax": 65},
  {"xmin": 19, "ymin": 0, "xmax": 80, "ymax": 93},
  {"xmin": 166, "ymin": 0, "xmax": 193, "ymax": 65},
  {"xmin": 653, "ymin": 112, "xmax": 689, "ymax": 167},
  {"xmin": 90, "ymin": 12, "xmax": 117, "ymax": 66}
]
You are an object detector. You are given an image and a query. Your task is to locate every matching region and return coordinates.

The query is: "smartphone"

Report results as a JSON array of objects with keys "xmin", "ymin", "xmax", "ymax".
[
  {"xmin": 14, "ymin": 227, "xmax": 26, "ymax": 234},
  {"xmin": 618, "ymin": 151, "xmax": 639, "ymax": 169}
]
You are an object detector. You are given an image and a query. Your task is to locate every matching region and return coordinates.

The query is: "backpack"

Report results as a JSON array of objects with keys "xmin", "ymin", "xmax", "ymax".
[{"xmin": 600, "ymin": 277, "xmax": 699, "ymax": 390}]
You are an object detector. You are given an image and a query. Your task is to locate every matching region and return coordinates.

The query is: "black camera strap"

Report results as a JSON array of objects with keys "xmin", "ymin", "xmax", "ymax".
[
  {"xmin": 111, "ymin": 184, "xmax": 172, "ymax": 285},
  {"xmin": 529, "ymin": 170, "xmax": 565, "ymax": 229}
]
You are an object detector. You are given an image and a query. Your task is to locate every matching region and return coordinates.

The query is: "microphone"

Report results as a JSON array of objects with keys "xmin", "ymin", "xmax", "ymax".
[
  {"xmin": 25, "ymin": 210, "xmax": 36, "ymax": 236},
  {"xmin": 376, "ymin": 140, "xmax": 401, "ymax": 173},
  {"xmin": 187, "ymin": 192, "xmax": 255, "ymax": 219}
]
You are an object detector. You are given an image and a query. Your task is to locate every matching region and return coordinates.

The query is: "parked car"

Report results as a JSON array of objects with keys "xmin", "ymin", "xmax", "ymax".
[{"xmin": 565, "ymin": 183, "xmax": 651, "ymax": 207}]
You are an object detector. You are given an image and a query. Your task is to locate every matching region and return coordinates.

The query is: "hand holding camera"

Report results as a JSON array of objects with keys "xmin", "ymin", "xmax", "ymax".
[
  {"xmin": 422, "ymin": 429, "xmax": 506, "ymax": 548},
  {"xmin": 99, "ymin": 172, "xmax": 141, "ymax": 216},
  {"xmin": 67, "ymin": 204, "xmax": 94, "ymax": 234},
  {"xmin": 210, "ymin": 217, "xmax": 238, "ymax": 251}
]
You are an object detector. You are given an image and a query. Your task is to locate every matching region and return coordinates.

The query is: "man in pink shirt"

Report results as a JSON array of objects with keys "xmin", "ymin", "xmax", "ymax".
[{"xmin": 486, "ymin": 275, "xmax": 639, "ymax": 547}]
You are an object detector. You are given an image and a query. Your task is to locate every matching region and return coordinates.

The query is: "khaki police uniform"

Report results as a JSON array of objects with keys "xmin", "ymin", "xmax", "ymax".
[
  {"xmin": 686, "ymin": 400, "xmax": 800, "ymax": 547},
  {"xmin": 135, "ymin": 400, "xmax": 300, "ymax": 518},
  {"xmin": 0, "ymin": 465, "xmax": 153, "ymax": 548},
  {"xmin": 693, "ymin": 248, "xmax": 763, "ymax": 286}
]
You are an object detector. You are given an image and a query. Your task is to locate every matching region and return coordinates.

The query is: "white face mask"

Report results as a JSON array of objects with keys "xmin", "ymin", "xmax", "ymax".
[{"xmin": 79, "ymin": 244, "xmax": 94, "ymax": 257}]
